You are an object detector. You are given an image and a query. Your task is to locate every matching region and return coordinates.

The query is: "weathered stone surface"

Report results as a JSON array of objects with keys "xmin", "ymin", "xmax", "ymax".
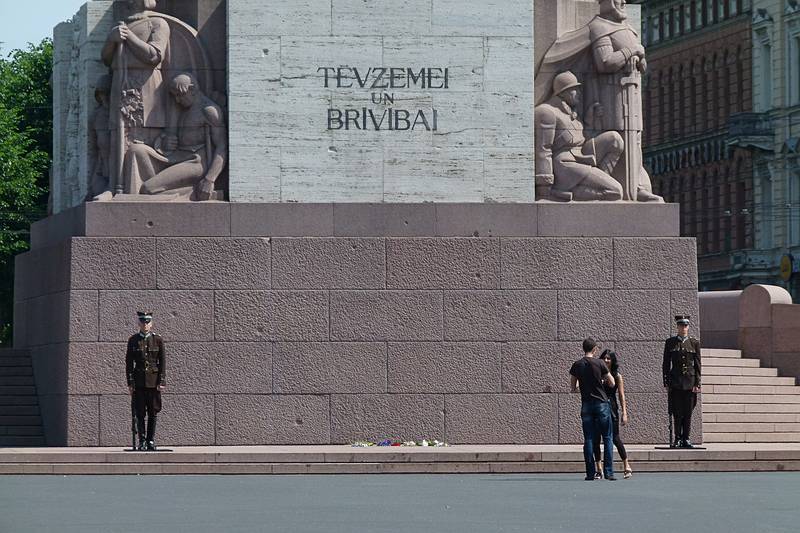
[
  {"xmin": 71, "ymin": 238, "xmax": 157, "ymax": 289},
  {"xmin": 216, "ymin": 394, "xmax": 330, "ymax": 445},
  {"xmin": 334, "ymin": 1, "xmax": 432, "ymax": 35},
  {"xmin": 22, "ymin": 292, "xmax": 70, "ymax": 347},
  {"xmin": 386, "ymin": 238, "xmax": 500, "ymax": 289},
  {"xmin": 98, "ymin": 290, "xmax": 215, "ymax": 342},
  {"xmin": 501, "ymin": 238, "xmax": 614, "ymax": 289},
  {"xmin": 214, "ymin": 291, "xmax": 329, "ymax": 341},
  {"xmin": 330, "ymin": 394, "xmax": 444, "ymax": 443},
  {"xmin": 272, "ymin": 238, "xmax": 385, "ymax": 289},
  {"xmin": 69, "ymin": 291, "xmax": 99, "ymax": 342},
  {"xmin": 66, "ymin": 395, "xmax": 99, "ymax": 446},
  {"xmin": 330, "ymin": 291, "xmax": 443, "ymax": 341},
  {"xmin": 29, "ymin": 204, "xmax": 86, "ymax": 249},
  {"xmin": 333, "ymin": 204, "xmax": 436, "ymax": 237},
  {"xmin": 228, "ymin": 1, "xmax": 333, "ymax": 37},
  {"xmin": 558, "ymin": 290, "xmax": 671, "ymax": 341},
  {"xmin": 431, "ymin": 0, "xmax": 532, "ymax": 36},
  {"xmin": 68, "ymin": 343, "xmax": 126, "ymax": 395},
  {"xmin": 14, "ymin": 241, "xmax": 71, "ymax": 300},
  {"xmin": 556, "ymin": 393, "xmax": 583, "ymax": 444},
  {"xmin": 444, "ymin": 291, "xmax": 557, "ymax": 341},
  {"xmin": 83, "ymin": 202, "xmax": 232, "ymax": 237},
  {"xmin": 502, "ymin": 342, "xmax": 593, "ymax": 393},
  {"xmin": 231, "ymin": 204, "xmax": 334, "ymax": 236},
  {"xmin": 167, "ymin": 342, "xmax": 272, "ymax": 394},
  {"xmin": 388, "ymin": 342, "xmax": 502, "ymax": 393},
  {"xmin": 537, "ymin": 204, "xmax": 680, "ymax": 237},
  {"xmin": 445, "ymin": 394, "xmax": 558, "ymax": 444},
  {"xmin": 99, "ymin": 394, "xmax": 216, "ymax": 446},
  {"xmin": 435, "ymin": 204, "xmax": 538, "ymax": 237},
  {"xmin": 30, "ymin": 345, "xmax": 69, "ymax": 396},
  {"xmin": 156, "ymin": 238, "xmax": 271, "ymax": 290},
  {"xmin": 612, "ymin": 342, "xmax": 669, "ymax": 393},
  {"xmin": 614, "ymin": 238, "xmax": 697, "ymax": 289},
  {"xmin": 274, "ymin": 342, "xmax": 386, "ymax": 393}
]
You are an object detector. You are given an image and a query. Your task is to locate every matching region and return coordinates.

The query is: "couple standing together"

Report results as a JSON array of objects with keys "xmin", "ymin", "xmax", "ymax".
[{"xmin": 570, "ymin": 316, "xmax": 702, "ymax": 480}]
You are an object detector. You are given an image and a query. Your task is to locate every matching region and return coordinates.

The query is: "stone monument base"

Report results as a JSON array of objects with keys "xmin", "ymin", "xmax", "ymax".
[{"xmin": 14, "ymin": 202, "xmax": 700, "ymax": 446}]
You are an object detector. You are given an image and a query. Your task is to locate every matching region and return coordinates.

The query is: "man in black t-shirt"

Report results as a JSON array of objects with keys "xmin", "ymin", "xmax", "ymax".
[{"xmin": 570, "ymin": 338, "xmax": 616, "ymax": 480}]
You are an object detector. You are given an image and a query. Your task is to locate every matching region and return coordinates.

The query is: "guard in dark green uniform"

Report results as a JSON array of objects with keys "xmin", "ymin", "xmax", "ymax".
[
  {"xmin": 663, "ymin": 315, "xmax": 701, "ymax": 448},
  {"xmin": 126, "ymin": 311, "xmax": 166, "ymax": 451}
]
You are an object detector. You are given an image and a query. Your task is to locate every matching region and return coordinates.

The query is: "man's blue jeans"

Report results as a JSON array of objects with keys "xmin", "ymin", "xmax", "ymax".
[{"xmin": 581, "ymin": 400, "xmax": 614, "ymax": 479}]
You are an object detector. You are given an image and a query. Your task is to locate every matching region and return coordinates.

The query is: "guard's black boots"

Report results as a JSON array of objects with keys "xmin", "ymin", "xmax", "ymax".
[
  {"xmin": 681, "ymin": 439, "xmax": 695, "ymax": 449},
  {"xmin": 146, "ymin": 417, "xmax": 157, "ymax": 451},
  {"xmin": 137, "ymin": 419, "xmax": 147, "ymax": 450}
]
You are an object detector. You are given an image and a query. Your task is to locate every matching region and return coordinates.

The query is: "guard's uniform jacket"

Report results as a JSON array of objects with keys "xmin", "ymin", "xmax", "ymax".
[
  {"xmin": 126, "ymin": 332, "xmax": 166, "ymax": 389},
  {"xmin": 662, "ymin": 336, "xmax": 701, "ymax": 390}
]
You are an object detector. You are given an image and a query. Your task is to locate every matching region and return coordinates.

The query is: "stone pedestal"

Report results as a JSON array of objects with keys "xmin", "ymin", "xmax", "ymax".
[{"xmin": 14, "ymin": 202, "xmax": 699, "ymax": 446}]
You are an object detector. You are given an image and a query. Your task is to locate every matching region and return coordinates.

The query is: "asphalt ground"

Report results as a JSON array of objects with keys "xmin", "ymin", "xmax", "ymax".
[{"xmin": 1, "ymin": 473, "xmax": 798, "ymax": 533}]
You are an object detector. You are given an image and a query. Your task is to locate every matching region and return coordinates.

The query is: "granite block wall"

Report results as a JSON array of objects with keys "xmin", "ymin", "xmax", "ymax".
[{"xmin": 14, "ymin": 203, "xmax": 698, "ymax": 446}]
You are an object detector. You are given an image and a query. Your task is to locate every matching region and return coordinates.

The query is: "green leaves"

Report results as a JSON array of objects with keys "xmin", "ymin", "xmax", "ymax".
[{"xmin": 0, "ymin": 39, "xmax": 52, "ymax": 345}]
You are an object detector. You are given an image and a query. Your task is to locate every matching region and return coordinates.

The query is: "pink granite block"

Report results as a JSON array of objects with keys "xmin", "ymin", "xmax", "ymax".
[
  {"xmin": 14, "ymin": 241, "xmax": 71, "ymax": 300},
  {"xmin": 501, "ymin": 238, "xmax": 613, "ymax": 289},
  {"xmin": 98, "ymin": 290, "xmax": 215, "ymax": 342},
  {"xmin": 71, "ymin": 238, "xmax": 157, "ymax": 289},
  {"xmin": 501, "ymin": 342, "xmax": 591, "ymax": 393},
  {"xmin": 274, "ymin": 342, "xmax": 387, "ymax": 393},
  {"xmin": 66, "ymin": 395, "xmax": 100, "ymax": 446},
  {"xmin": 232, "ymin": 203, "xmax": 334, "ymax": 237},
  {"xmin": 434, "ymin": 204, "xmax": 538, "ymax": 237},
  {"xmin": 386, "ymin": 238, "xmax": 500, "ymax": 289},
  {"xmin": 445, "ymin": 394, "xmax": 558, "ymax": 444},
  {"xmin": 444, "ymin": 290, "xmax": 557, "ymax": 341},
  {"xmin": 157, "ymin": 238, "xmax": 271, "ymax": 289},
  {"xmin": 272, "ymin": 238, "xmax": 385, "ymax": 289},
  {"xmin": 557, "ymin": 290, "xmax": 671, "ymax": 341},
  {"xmin": 215, "ymin": 394, "xmax": 330, "ymax": 445},
  {"xmin": 610, "ymin": 342, "xmax": 665, "ymax": 392},
  {"xmin": 83, "ymin": 202, "xmax": 231, "ymax": 237},
  {"xmin": 330, "ymin": 394, "xmax": 444, "ymax": 443},
  {"xmin": 25, "ymin": 292, "xmax": 70, "ymax": 347},
  {"xmin": 214, "ymin": 290, "xmax": 329, "ymax": 341},
  {"xmin": 99, "ymin": 394, "xmax": 215, "ymax": 446},
  {"xmin": 388, "ymin": 342, "xmax": 501, "ymax": 393},
  {"xmin": 613, "ymin": 238, "xmax": 697, "ymax": 289},
  {"xmin": 168, "ymin": 342, "xmax": 272, "ymax": 394},
  {"xmin": 69, "ymin": 291, "xmax": 99, "ymax": 342},
  {"xmin": 333, "ymin": 203, "xmax": 436, "ymax": 237},
  {"xmin": 68, "ymin": 342, "xmax": 127, "ymax": 394},
  {"xmin": 330, "ymin": 291, "xmax": 443, "ymax": 341}
]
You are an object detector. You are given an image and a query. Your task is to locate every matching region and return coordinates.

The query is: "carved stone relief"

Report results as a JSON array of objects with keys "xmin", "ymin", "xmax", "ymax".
[{"xmin": 534, "ymin": 0, "xmax": 663, "ymax": 202}]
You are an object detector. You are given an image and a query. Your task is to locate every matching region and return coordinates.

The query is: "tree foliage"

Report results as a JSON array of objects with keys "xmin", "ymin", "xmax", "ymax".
[{"xmin": 0, "ymin": 40, "xmax": 52, "ymax": 345}]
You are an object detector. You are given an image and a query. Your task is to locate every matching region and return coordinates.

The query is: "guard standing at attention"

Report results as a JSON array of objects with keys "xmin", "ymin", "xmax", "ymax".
[
  {"xmin": 663, "ymin": 315, "xmax": 701, "ymax": 448},
  {"xmin": 126, "ymin": 311, "xmax": 166, "ymax": 451}
]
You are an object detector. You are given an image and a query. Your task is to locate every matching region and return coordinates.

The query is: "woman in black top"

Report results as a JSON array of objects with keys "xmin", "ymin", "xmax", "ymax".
[{"xmin": 593, "ymin": 349, "xmax": 633, "ymax": 479}]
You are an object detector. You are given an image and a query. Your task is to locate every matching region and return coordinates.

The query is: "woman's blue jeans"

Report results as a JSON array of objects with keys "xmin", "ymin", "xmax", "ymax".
[{"xmin": 581, "ymin": 400, "xmax": 614, "ymax": 479}]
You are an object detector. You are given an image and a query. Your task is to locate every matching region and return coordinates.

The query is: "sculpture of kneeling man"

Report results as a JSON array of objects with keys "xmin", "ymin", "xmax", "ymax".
[
  {"xmin": 534, "ymin": 71, "xmax": 624, "ymax": 202},
  {"xmin": 123, "ymin": 73, "xmax": 226, "ymax": 200}
]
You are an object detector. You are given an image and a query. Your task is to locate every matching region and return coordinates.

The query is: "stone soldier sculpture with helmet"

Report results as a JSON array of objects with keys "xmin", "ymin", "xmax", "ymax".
[
  {"xmin": 663, "ymin": 315, "xmax": 701, "ymax": 448},
  {"xmin": 126, "ymin": 311, "xmax": 166, "ymax": 451},
  {"xmin": 534, "ymin": 71, "xmax": 625, "ymax": 201}
]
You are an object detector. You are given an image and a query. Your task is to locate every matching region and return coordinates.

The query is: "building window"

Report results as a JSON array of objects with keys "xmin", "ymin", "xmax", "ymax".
[
  {"xmin": 718, "ymin": 0, "xmax": 726, "ymax": 20},
  {"xmin": 697, "ymin": 1, "xmax": 705, "ymax": 27},
  {"xmin": 685, "ymin": 3, "xmax": 693, "ymax": 32},
  {"xmin": 790, "ymin": 35, "xmax": 800, "ymax": 105},
  {"xmin": 650, "ymin": 16, "xmax": 660, "ymax": 44},
  {"xmin": 762, "ymin": 42, "xmax": 773, "ymax": 111},
  {"xmin": 729, "ymin": 0, "xmax": 738, "ymax": 17},
  {"xmin": 708, "ymin": 0, "xmax": 715, "ymax": 24}
]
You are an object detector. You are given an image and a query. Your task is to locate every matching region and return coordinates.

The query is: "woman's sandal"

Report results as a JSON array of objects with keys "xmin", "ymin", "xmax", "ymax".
[{"xmin": 623, "ymin": 469, "xmax": 633, "ymax": 479}]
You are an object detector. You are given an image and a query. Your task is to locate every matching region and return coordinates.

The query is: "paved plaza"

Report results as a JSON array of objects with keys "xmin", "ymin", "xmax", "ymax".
[{"xmin": 1, "ymin": 472, "xmax": 798, "ymax": 533}]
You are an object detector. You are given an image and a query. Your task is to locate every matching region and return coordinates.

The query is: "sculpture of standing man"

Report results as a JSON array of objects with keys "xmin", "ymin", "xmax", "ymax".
[{"xmin": 535, "ymin": 0, "xmax": 663, "ymax": 203}]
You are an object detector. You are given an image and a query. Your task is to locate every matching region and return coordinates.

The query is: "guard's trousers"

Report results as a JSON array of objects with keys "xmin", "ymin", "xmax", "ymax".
[{"xmin": 669, "ymin": 389, "xmax": 697, "ymax": 442}]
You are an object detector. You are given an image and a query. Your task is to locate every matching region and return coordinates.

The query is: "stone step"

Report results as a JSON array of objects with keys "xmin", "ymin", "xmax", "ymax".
[
  {"xmin": 0, "ymin": 436, "xmax": 45, "ymax": 447},
  {"xmin": 704, "ymin": 413, "xmax": 800, "ymax": 423},
  {"xmin": 703, "ymin": 366, "xmax": 778, "ymax": 377},
  {"xmin": 703, "ymin": 357, "xmax": 761, "ymax": 368},
  {"xmin": 0, "ymin": 386, "xmax": 36, "ymax": 396},
  {"xmin": 703, "ymin": 375, "xmax": 797, "ymax": 386},
  {"xmin": 704, "ymin": 422, "xmax": 800, "ymax": 433},
  {"xmin": 703, "ymin": 349, "xmax": 743, "ymax": 358},
  {"xmin": 0, "ymin": 366, "xmax": 33, "ymax": 376},
  {"xmin": 702, "ymin": 393, "xmax": 800, "ymax": 404},
  {"xmin": 0, "ymin": 426, "xmax": 43, "ymax": 436},
  {"xmin": 0, "ymin": 405, "xmax": 40, "ymax": 416},
  {"xmin": 0, "ymin": 350, "xmax": 30, "ymax": 359},
  {"xmin": 703, "ymin": 402, "xmax": 800, "ymax": 413},
  {"xmin": 0, "ymin": 415, "xmax": 42, "ymax": 426},
  {"xmin": 0, "ymin": 376, "xmax": 35, "ymax": 386},
  {"xmin": 0, "ymin": 396, "xmax": 40, "ymax": 406},
  {"xmin": 703, "ymin": 385, "xmax": 800, "ymax": 395},
  {"xmin": 704, "ymin": 432, "xmax": 800, "ymax": 443},
  {"xmin": 0, "ymin": 357, "xmax": 32, "ymax": 367}
]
